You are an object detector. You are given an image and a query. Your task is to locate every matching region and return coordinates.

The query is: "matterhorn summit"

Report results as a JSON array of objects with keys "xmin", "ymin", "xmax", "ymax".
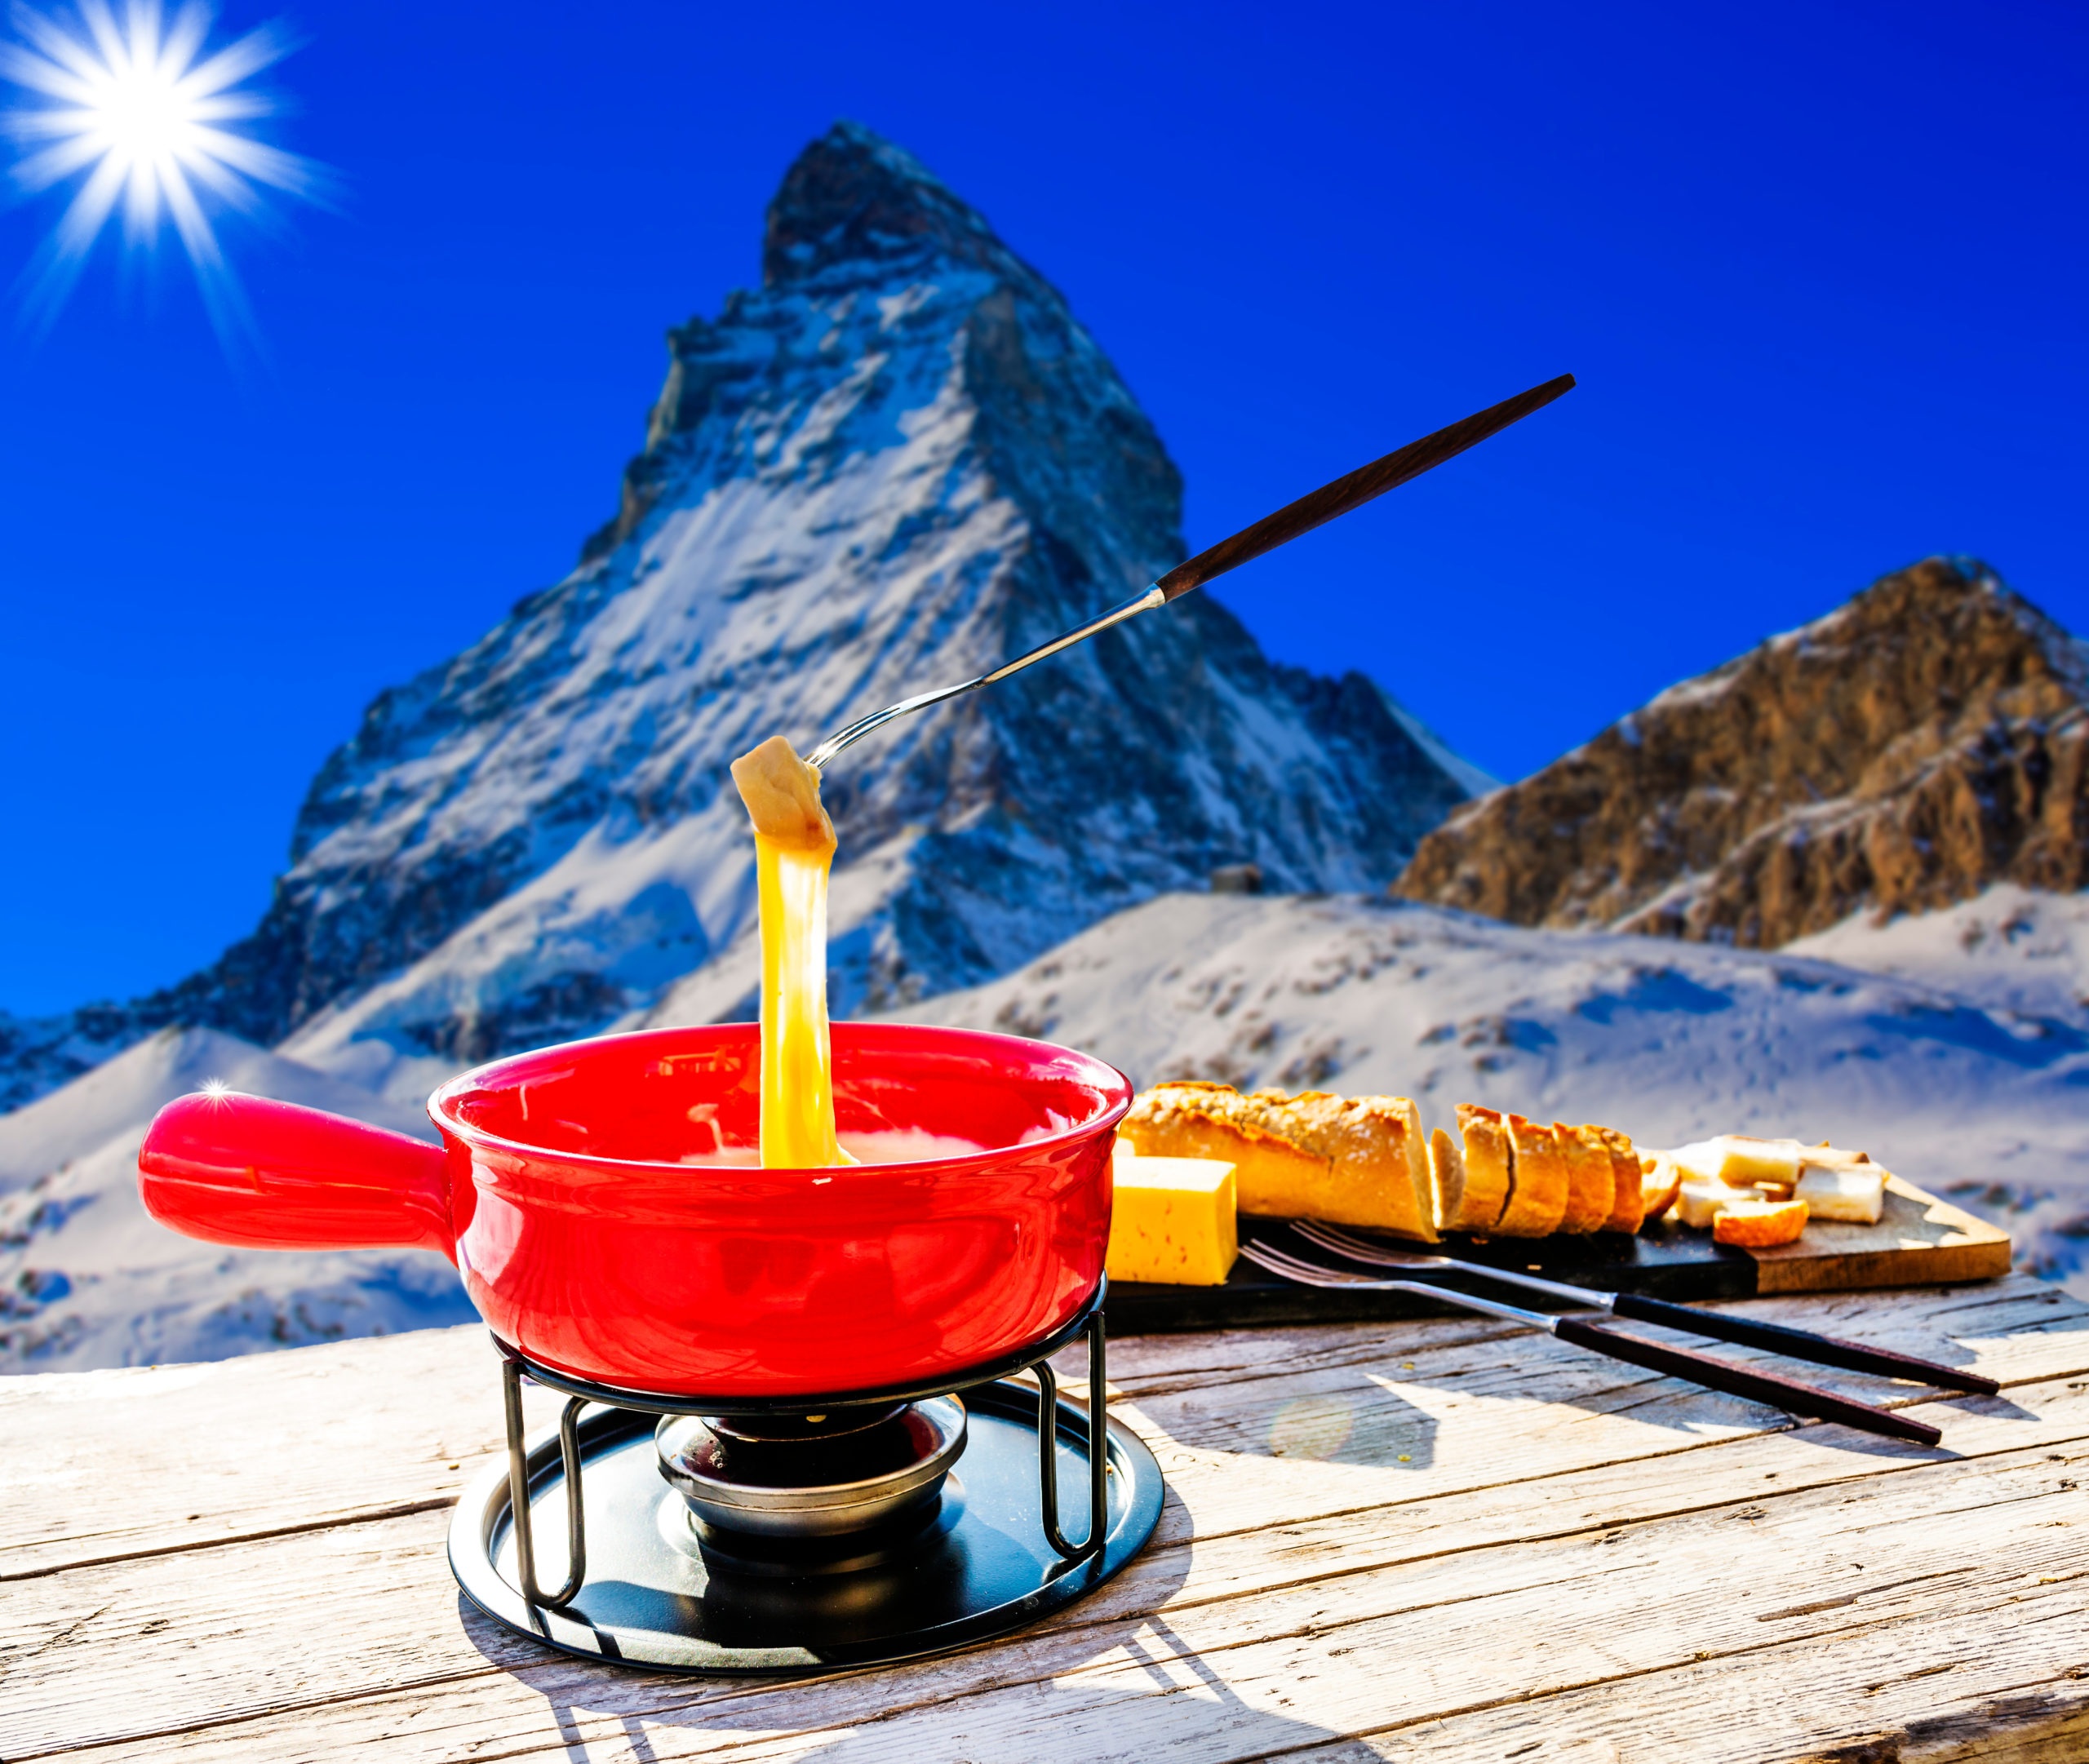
[{"xmin": 6, "ymin": 122, "xmax": 1479, "ymax": 1109}]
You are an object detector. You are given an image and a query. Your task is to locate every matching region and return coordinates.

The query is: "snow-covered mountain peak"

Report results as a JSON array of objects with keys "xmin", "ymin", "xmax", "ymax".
[
  {"xmin": 8, "ymin": 122, "xmax": 1478, "ymax": 1110},
  {"xmin": 762, "ymin": 120, "xmax": 1009, "ymax": 290}
]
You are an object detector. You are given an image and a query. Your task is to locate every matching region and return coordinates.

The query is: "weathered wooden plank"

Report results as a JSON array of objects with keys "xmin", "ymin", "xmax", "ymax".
[
  {"xmin": 41, "ymin": 1422, "xmax": 2089, "ymax": 1764},
  {"xmin": 6, "ymin": 1279, "xmax": 2087, "ymax": 1763},
  {"xmin": 7, "ymin": 1279, "xmax": 2073, "ymax": 1586},
  {"xmin": 11, "ymin": 1369, "xmax": 2089, "ymax": 1764},
  {"xmin": 1098, "ymin": 1281, "xmax": 2089, "ymax": 1544},
  {"xmin": 0, "ymin": 1326, "xmax": 559, "ymax": 1580},
  {"xmin": 437, "ymin": 1447, "xmax": 2089, "ymax": 1762},
  {"xmin": 1290, "ymin": 1602, "xmax": 2089, "ymax": 1763}
]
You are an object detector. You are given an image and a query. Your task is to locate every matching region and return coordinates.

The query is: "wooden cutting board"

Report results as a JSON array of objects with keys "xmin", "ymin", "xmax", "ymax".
[{"xmin": 1104, "ymin": 1176, "xmax": 2012, "ymax": 1335}]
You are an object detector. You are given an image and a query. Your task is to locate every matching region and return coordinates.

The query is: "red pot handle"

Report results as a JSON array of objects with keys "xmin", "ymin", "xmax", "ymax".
[{"xmin": 140, "ymin": 1091, "xmax": 456, "ymax": 1261}]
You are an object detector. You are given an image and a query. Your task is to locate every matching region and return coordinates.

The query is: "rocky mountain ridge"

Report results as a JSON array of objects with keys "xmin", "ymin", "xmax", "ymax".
[
  {"xmin": 1395, "ymin": 557, "xmax": 2089, "ymax": 946},
  {"xmin": 2, "ymin": 122, "xmax": 1477, "ymax": 1111}
]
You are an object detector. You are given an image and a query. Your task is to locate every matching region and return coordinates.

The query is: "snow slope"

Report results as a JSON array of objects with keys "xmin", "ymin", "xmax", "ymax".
[
  {"xmin": 0, "ymin": 1028, "xmax": 469, "ymax": 1374},
  {"xmin": 880, "ymin": 890, "xmax": 2089, "ymax": 1287},
  {"xmin": 16, "ymin": 886, "xmax": 2089, "ymax": 1374},
  {"xmin": 1788, "ymin": 884, "xmax": 2089, "ymax": 1030}
]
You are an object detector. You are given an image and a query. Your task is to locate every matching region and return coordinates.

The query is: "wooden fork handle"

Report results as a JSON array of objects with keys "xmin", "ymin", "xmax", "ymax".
[
  {"xmin": 1152, "ymin": 375, "xmax": 1574, "ymax": 601},
  {"xmin": 1553, "ymin": 1318, "xmax": 1942, "ymax": 1447},
  {"xmin": 1608, "ymin": 1293, "xmax": 1999, "ymax": 1394}
]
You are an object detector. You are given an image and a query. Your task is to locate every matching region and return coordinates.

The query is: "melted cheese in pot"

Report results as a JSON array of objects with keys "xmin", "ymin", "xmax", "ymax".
[{"xmin": 730, "ymin": 736, "xmax": 856, "ymax": 1168}]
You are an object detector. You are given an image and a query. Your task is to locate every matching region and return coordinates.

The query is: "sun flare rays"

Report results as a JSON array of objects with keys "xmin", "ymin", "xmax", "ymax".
[{"xmin": 1, "ymin": 0, "xmax": 326, "ymax": 345}]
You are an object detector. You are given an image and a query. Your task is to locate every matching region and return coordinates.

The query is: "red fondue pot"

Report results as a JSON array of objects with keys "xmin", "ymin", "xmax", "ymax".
[{"xmin": 138, "ymin": 1022, "xmax": 1130, "ymax": 1401}]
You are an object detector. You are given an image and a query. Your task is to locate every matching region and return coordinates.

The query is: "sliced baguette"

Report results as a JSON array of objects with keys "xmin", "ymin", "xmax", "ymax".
[
  {"xmin": 1639, "ymin": 1153, "xmax": 1683, "ymax": 1224},
  {"xmin": 1598, "ymin": 1126, "xmax": 1646, "ymax": 1233},
  {"xmin": 1428, "ymin": 1127, "xmax": 1464, "ymax": 1234},
  {"xmin": 1495, "ymin": 1114, "xmax": 1572, "ymax": 1237},
  {"xmin": 1554, "ymin": 1123, "xmax": 1618, "ymax": 1234},
  {"xmin": 1447, "ymin": 1104, "xmax": 1514, "ymax": 1233}
]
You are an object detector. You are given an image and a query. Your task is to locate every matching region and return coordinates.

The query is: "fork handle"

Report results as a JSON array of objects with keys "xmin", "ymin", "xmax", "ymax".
[
  {"xmin": 1552, "ymin": 1318, "xmax": 1941, "ymax": 1446},
  {"xmin": 1608, "ymin": 1294, "xmax": 1999, "ymax": 1394}
]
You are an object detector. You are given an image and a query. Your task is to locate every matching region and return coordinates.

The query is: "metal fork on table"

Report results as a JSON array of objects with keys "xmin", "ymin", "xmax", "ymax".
[
  {"xmin": 1237, "ymin": 1238, "xmax": 1947, "ymax": 1447},
  {"xmin": 1290, "ymin": 1221, "xmax": 2000, "ymax": 1395}
]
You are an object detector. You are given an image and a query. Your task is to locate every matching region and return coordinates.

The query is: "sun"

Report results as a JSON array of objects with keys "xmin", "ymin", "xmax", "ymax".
[{"xmin": 1, "ymin": 0, "xmax": 326, "ymax": 343}]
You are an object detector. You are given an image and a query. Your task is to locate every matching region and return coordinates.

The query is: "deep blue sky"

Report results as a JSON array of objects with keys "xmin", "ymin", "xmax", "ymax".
[{"xmin": 2, "ymin": 0, "xmax": 2083, "ymax": 1016}]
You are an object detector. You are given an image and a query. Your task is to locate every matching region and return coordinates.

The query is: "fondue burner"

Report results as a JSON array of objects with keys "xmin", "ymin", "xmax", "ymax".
[
  {"xmin": 654, "ymin": 1398, "xmax": 967, "ymax": 1544},
  {"xmin": 448, "ymin": 1284, "xmax": 1164, "ymax": 1673}
]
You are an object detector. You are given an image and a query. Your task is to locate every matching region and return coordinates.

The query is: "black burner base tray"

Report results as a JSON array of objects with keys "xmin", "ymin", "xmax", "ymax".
[{"xmin": 448, "ymin": 1379, "xmax": 1164, "ymax": 1674}]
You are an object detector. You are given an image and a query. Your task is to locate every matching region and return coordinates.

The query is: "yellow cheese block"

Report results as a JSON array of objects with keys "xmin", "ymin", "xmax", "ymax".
[{"xmin": 1106, "ymin": 1152, "xmax": 1239, "ymax": 1286}]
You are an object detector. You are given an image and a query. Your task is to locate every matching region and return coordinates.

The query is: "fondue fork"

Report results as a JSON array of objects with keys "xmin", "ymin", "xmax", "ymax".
[
  {"xmin": 1293, "ymin": 1221, "xmax": 2000, "ymax": 1396},
  {"xmin": 805, "ymin": 373, "xmax": 1575, "ymax": 770},
  {"xmin": 1238, "ymin": 1239, "xmax": 1944, "ymax": 1447}
]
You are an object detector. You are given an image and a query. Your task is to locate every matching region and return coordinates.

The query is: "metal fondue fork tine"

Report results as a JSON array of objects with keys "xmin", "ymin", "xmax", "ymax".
[
  {"xmin": 804, "ymin": 374, "xmax": 1576, "ymax": 772},
  {"xmin": 1291, "ymin": 1221, "xmax": 1999, "ymax": 1396},
  {"xmin": 1236, "ymin": 1239, "xmax": 1942, "ymax": 1447},
  {"xmin": 1293, "ymin": 1221, "xmax": 1604, "ymax": 1305}
]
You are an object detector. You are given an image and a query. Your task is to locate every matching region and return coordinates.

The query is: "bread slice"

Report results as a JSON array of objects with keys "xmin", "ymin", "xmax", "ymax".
[
  {"xmin": 1120, "ymin": 1082, "xmax": 1435, "ymax": 1239},
  {"xmin": 1597, "ymin": 1126, "xmax": 1645, "ymax": 1233},
  {"xmin": 1495, "ymin": 1114, "xmax": 1572, "ymax": 1237},
  {"xmin": 1639, "ymin": 1154, "xmax": 1683, "ymax": 1223},
  {"xmin": 1428, "ymin": 1127, "xmax": 1464, "ymax": 1234},
  {"xmin": 1554, "ymin": 1124, "xmax": 1618, "ymax": 1234},
  {"xmin": 1444, "ymin": 1105, "xmax": 1513, "ymax": 1233},
  {"xmin": 1712, "ymin": 1197, "xmax": 1809, "ymax": 1247}
]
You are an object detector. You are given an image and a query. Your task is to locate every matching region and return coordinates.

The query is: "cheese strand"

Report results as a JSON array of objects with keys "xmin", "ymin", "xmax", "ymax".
[
  {"xmin": 752, "ymin": 831, "xmax": 849, "ymax": 1168},
  {"xmin": 731, "ymin": 734, "xmax": 856, "ymax": 1169}
]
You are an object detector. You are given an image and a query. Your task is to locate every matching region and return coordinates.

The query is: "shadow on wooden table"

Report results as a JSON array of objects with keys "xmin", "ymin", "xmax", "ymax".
[
  {"xmin": 1116, "ymin": 1302, "xmax": 2065, "ymax": 1475},
  {"xmin": 460, "ymin": 1595, "xmax": 1391, "ymax": 1763}
]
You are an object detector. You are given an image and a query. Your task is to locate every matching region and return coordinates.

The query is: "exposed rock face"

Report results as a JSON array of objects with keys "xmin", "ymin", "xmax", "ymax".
[
  {"xmin": 4, "ymin": 122, "xmax": 1476, "ymax": 1110},
  {"xmin": 1395, "ymin": 558, "xmax": 2089, "ymax": 946}
]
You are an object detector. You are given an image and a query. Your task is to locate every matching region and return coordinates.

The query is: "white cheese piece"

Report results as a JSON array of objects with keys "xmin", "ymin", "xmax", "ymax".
[
  {"xmin": 1801, "ymin": 1143, "xmax": 1874, "ymax": 1171},
  {"xmin": 1794, "ymin": 1163, "xmax": 1887, "ymax": 1225},
  {"xmin": 1675, "ymin": 1177, "xmax": 1755, "ymax": 1229},
  {"xmin": 1709, "ymin": 1135, "xmax": 1806, "ymax": 1186},
  {"xmin": 1664, "ymin": 1141, "xmax": 1728, "ymax": 1184}
]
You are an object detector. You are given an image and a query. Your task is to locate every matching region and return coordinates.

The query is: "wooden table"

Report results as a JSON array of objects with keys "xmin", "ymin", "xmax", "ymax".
[{"xmin": 6, "ymin": 1274, "xmax": 2089, "ymax": 1762}]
